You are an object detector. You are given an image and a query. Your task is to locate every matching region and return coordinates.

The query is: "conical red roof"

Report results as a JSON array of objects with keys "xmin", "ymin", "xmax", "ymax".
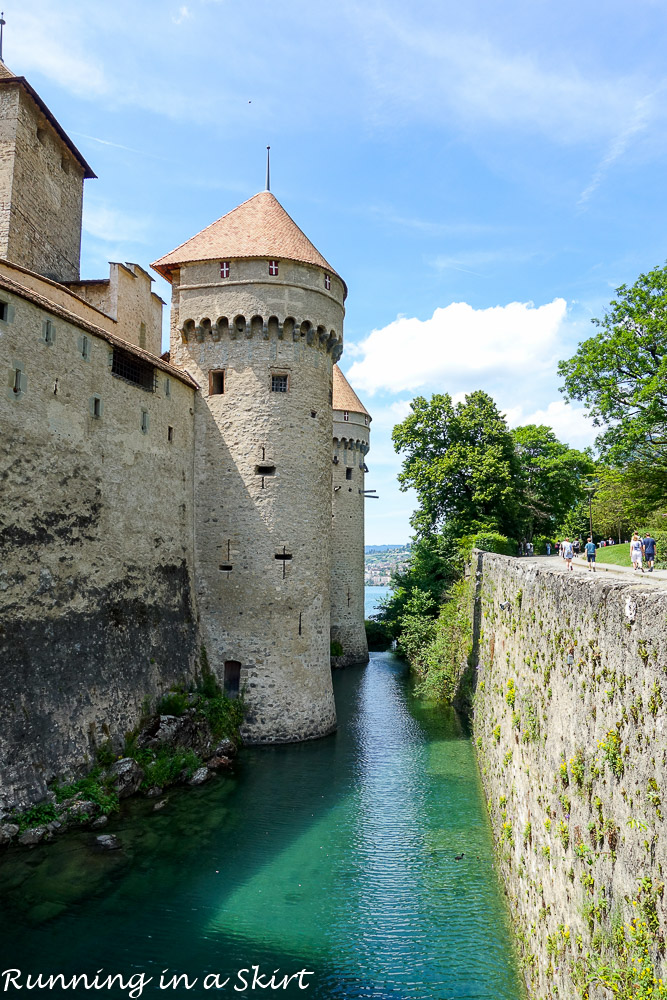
[
  {"xmin": 152, "ymin": 190, "xmax": 342, "ymax": 287},
  {"xmin": 333, "ymin": 365, "xmax": 370, "ymax": 419}
]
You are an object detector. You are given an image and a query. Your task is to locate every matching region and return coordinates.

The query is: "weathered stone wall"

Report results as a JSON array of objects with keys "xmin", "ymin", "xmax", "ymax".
[
  {"xmin": 331, "ymin": 410, "xmax": 369, "ymax": 667},
  {"xmin": 1, "ymin": 85, "xmax": 85, "ymax": 281},
  {"xmin": 68, "ymin": 263, "xmax": 163, "ymax": 357},
  {"xmin": 472, "ymin": 552, "xmax": 667, "ymax": 999},
  {"xmin": 169, "ymin": 257, "xmax": 343, "ymax": 744},
  {"xmin": 0, "ymin": 284, "xmax": 197, "ymax": 810}
]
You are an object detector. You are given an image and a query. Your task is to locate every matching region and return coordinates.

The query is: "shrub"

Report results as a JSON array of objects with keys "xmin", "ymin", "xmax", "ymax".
[
  {"xmin": 463, "ymin": 532, "xmax": 517, "ymax": 557},
  {"xmin": 156, "ymin": 691, "xmax": 189, "ymax": 717},
  {"xmin": 365, "ymin": 620, "xmax": 392, "ymax": 651},
  {"xmin": 330, "ymin": 640, "xmax": 344, "ymax": 657}
]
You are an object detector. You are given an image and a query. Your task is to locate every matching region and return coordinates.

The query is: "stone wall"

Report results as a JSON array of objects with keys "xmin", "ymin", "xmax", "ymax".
[
  {"xmin": 169, "ymin": 257, "xmax": 343, "ymax": 744},
  {"xmin": 0, "ymin": 84, "xmax": 86, "ymax": 281},
  {"xmin": 472, "ymin": 552, "xmax": 667, "ymax": 999},
  {"xmin": 331, "ymin": 410, "xmax": 369, "ymax": 667},
  {"xmin": 0, "ymin": 283, "xmax": 198, "ymax": 810}
]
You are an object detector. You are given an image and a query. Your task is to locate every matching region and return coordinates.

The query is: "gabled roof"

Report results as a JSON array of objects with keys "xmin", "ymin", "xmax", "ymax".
[
  {"xmin": 333, "ymin": 364, "xmax": 370, "ymax": 419},
  {"xmin": 0, "ymin": 63, "xmax": 96, "ymax": 178},
  {"xmin": 151, "ymin": 190, "xmax": 344, "ymax": 290}
]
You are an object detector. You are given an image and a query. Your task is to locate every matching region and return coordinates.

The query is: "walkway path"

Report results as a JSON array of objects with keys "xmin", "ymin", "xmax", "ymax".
[{"xmin": 520, "ymin": 553, "xmax": 667, "ymax": 587}]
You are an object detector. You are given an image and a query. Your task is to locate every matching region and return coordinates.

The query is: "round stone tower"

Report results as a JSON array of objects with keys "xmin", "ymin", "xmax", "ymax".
[
  {"xmin": 331, "ymin": 365, "xmax": 371, "ymax": 667},
  {"xmin": 152, "ymin": 191, "xmax": 344, "ymax": 743}
]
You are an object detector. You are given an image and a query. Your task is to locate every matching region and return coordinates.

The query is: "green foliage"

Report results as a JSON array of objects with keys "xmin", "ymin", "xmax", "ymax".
[
  {"xmin": 364, "ymin": 619, "xmax": 392, "ymax": 651},
  {"xmin": 392, "ymin": 390, "xmax": 522, "ymax": 538},
  {"xmin": 395, "ymin": 590, "xmax": 439, "ymax": 665},
  {"xmin": 198, "ymin": 692, "xmax": 244, "ymax": 742},
  {"xmin": 10, "ymin": 803, "xmax": 59, "ymax": 834},
  {"xmin": 413, "ymin": 578, "xmax": 473, "ymax": 700},
  {"xmin": 156, "ymin": 691, "xmax": 189, "ymax": 717},
  {"xmin": 374, "ymin": 533, "xmax": 457, "ymax": 639},
  {"xmin": 558, "ymin": 262, "xmax": 667, "ymax": 463},
  {"xmin": 462, "ymin": 531, "xmax": 516, "ymax": 556},
  {"xmin": 134, "ymin": 746, "xmax": 203, "ymax": 790},
  {"xmin": 599, "ymin": 730, "xmax": 624, "ymax": 778},
  {"xmin": 591, "ymin": 466, "xmax": 667, "ymax": 538},
  {"xmin": 512, "ymin": 424, "xmax": 594, "ymax": 538},
  {"xmin": 53, "ymin": 768, "xmax": 120, "ymax": 816},
  {"xmin": 330, "ymin": 640, "xmax": 344, "ymax": 657}
]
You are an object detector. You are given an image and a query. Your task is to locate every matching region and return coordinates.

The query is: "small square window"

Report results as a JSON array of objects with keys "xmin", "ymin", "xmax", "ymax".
[
  {"xmin": 324, "ymin": 273, "xmax": 331, "ymax": 291},
  {"xmin": 271, "ymin": 374, "xmax": 288, "ymax": 393},
  {"xmin": 220, "ymin": 261, "xmax": 230, "ymax": 278},
  {"xmin": 268, "ymin": 260, "xmax": 279, "ymax": 276},
  {"xmin": 168, "ymin": 425, "xmax": 174, "ymax": 442},
  {"xmin": 346, "ymin": 468, "xmax": 352, "ymax": 481},
  {"xmin": 343, "ymin": 410, "xmax": 349, "ymax": 421},
  {"xmin": 210, "ymin": 370, "xmax": 225, "ymax": 395}
]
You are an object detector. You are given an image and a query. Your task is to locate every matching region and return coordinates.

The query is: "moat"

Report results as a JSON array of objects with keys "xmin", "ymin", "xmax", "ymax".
[{"xmin": 0, "ymin": 650, "xmax": 523, "ymax": 999}]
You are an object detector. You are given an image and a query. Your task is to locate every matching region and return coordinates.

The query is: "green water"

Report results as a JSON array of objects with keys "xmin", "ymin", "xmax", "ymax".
[{"xmin": 0, "ymin": 653, "xmax": 524, "ymax": 999}]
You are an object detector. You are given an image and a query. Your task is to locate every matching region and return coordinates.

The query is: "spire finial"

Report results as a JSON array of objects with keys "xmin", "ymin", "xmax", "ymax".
[
  {"xmin": 266, "ymin": 146, "xmax": 270, "ymax": 192},
  {"xmin": 0, "ymin": 13, "xmax": 6, "ymax": 63}
]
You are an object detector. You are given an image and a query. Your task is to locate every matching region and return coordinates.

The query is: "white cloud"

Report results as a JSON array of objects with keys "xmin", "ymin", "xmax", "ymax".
[
  {"xmin": 83, "ymin": 202, "xmax": 150, "ymax": 244},
  {"xmin": 346, "ymin": 298, "xmax": 568, "ymax": 396},
  {"xmin": 578, "ymin": 93, "xmax": 655, "ymax": 204},
  {"xmin": 172, "ymin": 5, "xmax": 191, "ymax": 24},
  {"xmin": 505, "ymin": 399, "xmax": 597, "ymax": 450}
]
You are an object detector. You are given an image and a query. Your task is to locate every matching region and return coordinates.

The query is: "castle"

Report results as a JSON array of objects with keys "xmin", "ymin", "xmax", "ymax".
[{"xmin": 0, "ymin": 61, "xmax": 371, "ymax": 808}]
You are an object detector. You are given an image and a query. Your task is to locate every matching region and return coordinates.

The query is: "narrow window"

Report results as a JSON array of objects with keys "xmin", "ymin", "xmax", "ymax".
[
  {"xmin": 324, "ymin": 273, "xmax": 331, "ymax": 291},
  {"xmin": 343, "ymin": 410, "xmax": 349, "ymax": 421},
  {"xmin": 271, "ymin": 374, "xmax": 288, "ymax": 393},
  {"xmin": 220, "ymin": 261, "xmax": 230, "ymax": 278},
  {"xmin": 43, "ymin": 320, "xmax": 55, "ymax": 344},
  {"xmin": 139, "ymin": 322, "xmax": 146, "ymax": 349},
  {"xmin": 92, "ymin": 396, "xmax": 102, "ymax": 419},
  {"xmin": 268, "ymin": 260, "xmax": 279, "ymax": 276},
  {"xmin": 346, "ymin": 468, "xmax": 352, "ymax": 481},
  {"xmin": 141, "ymin": 410, "xmax": 149, "ymax": 434},
  {"xmin": 255, "ymin": 464, "xmax": 276, "ymax": 476},
  {"xmin": 81, "ymin": 335, "xmax": 90, "ymax": 360},
  {"xmin": 167, "ymin": 425, "xmax": 174, "ymax": 442},
  {"xmin": 0, "ymin": 302, "xmax": 7, "ymax": 322},
  {"xmin": 209, "ymin": 370, "xmax": 225, "ymax": 395},
  {"xmin": 223, "ymin": 661, "xmax": 241, "ymax": 698},
  {"xmin": 165, "ymin": 378, "xmax": 171, "ymax": 398},
  {"xmin": 13, "ymin": 368, "xmax": 21, "ymax": 394},
  {"xmin": 364, "ymin": 415, "xmax": 369, "ymax": 425}
]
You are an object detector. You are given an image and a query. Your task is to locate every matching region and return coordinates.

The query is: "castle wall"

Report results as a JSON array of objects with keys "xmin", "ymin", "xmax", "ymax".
[
  {"xmin": 170, "ymin": 257, "xmax": 343, "ymax": 743},
  {"xmin": 331, "ymin": 411, "xmax": 369, "ymax": 666},
  {"xmin": 0, "ymin": 284, "xmax": 198, "ymax": 810},
  {"xmin": 68, "ymin": 263, "xmax": 163, "ymax": 356},
  {"xmin": 472, "ymin": 552, "xmax": 667, "ymax": 998},
  {"xmin": 1, "ymin": 85, "xmax": 85, "ymax": 281}
]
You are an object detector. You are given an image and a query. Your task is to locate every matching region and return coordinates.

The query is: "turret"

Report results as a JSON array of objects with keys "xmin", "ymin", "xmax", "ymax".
[
  {"xmin": 331, "ymin": 365, "xmax": 371, "ymax": 666},
  {"xmin": 152, "ymin": 190, "xmax": 344, "ymax": 743}
]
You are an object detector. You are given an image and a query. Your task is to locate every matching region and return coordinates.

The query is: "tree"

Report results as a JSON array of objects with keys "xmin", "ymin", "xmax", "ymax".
[
  {"xmin": 558, "ymin": 263, "xmax": 667, "ymax": 463},
  {"xmin": 392, "ymin": 390, "xmax": 521, "ymax": 538},
  {"xmin": 511, "ymin": 424, "xmax": 594, "ymax": 538},
  {"xmin": 591, "ymin": 463, "xmax": 667, "ymax": 538}
]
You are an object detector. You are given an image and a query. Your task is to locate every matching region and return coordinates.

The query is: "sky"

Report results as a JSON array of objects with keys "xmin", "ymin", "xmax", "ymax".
[{"xmin": 9, "ymin": 0, "xmax": 667, "ymax": 543}]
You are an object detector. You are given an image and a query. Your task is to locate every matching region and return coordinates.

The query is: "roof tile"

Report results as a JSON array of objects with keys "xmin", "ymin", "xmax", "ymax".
[
  {"xmin": 333, "ymin": 364, "xmax": 370, "ymax": 418},
  {"xmin": 152, "ymin": 191, "xmax": 342, "ymax": 287}
]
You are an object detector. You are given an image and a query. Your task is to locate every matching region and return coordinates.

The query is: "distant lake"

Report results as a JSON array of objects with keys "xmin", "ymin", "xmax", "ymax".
[{"xmin": 365, "ymin": 585, "xmax": 391, "ymax": 619}]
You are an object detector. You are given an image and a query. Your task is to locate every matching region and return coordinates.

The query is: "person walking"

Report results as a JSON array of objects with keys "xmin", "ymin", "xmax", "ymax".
[
  {"xmin": 546, "ymin": 541, "xmax": 551, "ymax": 556},
  {"xmin": 643, "ymin": 532, "xmax": 657, "ymax": 572},
  {"xmin": 630, "ymin": 532, "xmax": 644, "ymax": 572},
  {"xmin": 585, "ymin": 536, "xmax": 596, "ymax": 572},
  {"xmin": 563, "ymin": 537, "xmax": 574, "ymax": 571}
]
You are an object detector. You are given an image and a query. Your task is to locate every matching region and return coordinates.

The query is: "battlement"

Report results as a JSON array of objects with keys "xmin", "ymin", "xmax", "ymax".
[{"xmin": 179, "ymin": 311, "xmax": 342, "ymax": 361}]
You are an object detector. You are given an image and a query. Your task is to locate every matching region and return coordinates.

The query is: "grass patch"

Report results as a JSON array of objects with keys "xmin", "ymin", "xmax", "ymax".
[{"xmin": 595, "ymin": 544, "xmax": 632, "ymax": 568}]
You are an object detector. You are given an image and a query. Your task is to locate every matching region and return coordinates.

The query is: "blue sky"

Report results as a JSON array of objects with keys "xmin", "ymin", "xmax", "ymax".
[{"xmin": 10, "ymin": 0, "xmax": 667, "ymax": 542}]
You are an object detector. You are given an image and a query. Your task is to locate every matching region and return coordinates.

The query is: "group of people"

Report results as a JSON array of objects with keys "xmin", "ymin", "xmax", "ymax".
[
  {"xmin": 520, "ymin": 533, "xmax": 659, "ymax": 573},
  {"xmin": 630, "ymin": 532, "xmax": 658, "ymax": 573}
]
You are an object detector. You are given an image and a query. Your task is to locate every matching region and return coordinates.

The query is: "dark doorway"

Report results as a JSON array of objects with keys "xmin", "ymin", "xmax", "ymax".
[{"xmin": 224, "ymin": 660, "xmax": 241, "ymax": 699}]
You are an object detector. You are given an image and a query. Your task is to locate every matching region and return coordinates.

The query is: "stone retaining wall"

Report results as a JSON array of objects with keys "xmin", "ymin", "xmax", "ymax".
[{"xmin": 472, "ymin": 552, "xmax": 667, "ymax": 999}]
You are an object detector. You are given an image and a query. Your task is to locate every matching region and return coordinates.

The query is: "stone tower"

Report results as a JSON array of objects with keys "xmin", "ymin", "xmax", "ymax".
[
  {"xmin": 152, "ymin": 191, "xmax": 345, "ymax": 743},
  {"xmin": 0, "ymin": 61, "xmax": 95, "ymax": 281},
  {"xmin": 331, "ymin": 366, "xmax": 371, "ymax": 667}
]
